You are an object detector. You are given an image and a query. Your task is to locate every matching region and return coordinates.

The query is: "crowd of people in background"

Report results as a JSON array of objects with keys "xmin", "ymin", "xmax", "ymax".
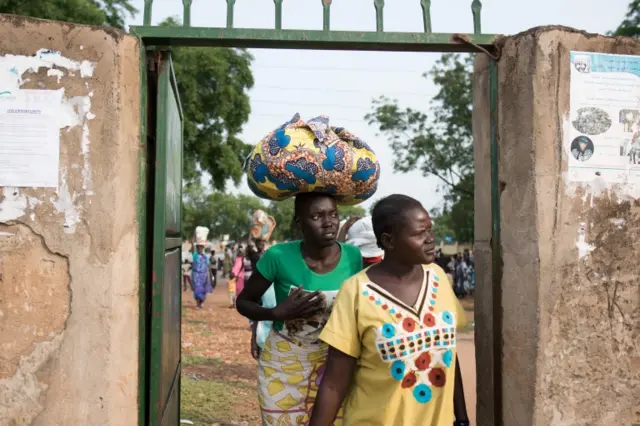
[{"xmin": 435, "ymin": 248, "xmax": 475, "ymax": 298}]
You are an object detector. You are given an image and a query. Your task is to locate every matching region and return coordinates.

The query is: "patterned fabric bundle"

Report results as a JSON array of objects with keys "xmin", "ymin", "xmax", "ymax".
[{"xmin": 245, "ymin": 114, "xmax": 380, "ymax": 206}]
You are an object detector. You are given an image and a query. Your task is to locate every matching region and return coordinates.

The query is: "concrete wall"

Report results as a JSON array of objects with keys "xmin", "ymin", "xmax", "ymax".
[
  {"xmin": 0, "ymin": 16, "xmax": 141, "ymax": 425},
  {"xmin": 473, "ymin": 27, "xmax": 640, "ymax": 426}
]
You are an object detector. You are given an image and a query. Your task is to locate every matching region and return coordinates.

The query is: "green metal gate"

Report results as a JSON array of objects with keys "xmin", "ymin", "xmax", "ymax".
[
  {"xmin": 132, "ymin": 1, "xmax": 502, "ymax": 425},
  {"xmin": 141, "ymin": 50, "xmax": 184, "ymax": 426}
]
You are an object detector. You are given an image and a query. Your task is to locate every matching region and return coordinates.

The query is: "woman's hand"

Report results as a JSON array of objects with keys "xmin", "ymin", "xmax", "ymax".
[
  {"xmin": 272, "ymin": 287, "xmax": 325, "ymax": 321},
  {"xmin": 250, "ymin": 322, "xmax": 261, "ymax": 361}
]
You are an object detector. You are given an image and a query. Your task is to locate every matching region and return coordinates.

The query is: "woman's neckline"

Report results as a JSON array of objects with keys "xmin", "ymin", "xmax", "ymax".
[
  {"xmin": 298, "ymin": 240, "xmax": 344, "ymax": 277},
  {"xmin": 364, "ymin": 265, "xmax": 429, "ymax": 309}
]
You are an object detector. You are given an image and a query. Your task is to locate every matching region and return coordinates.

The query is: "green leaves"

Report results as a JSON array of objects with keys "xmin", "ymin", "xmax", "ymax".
[
  {"xmin": 183, "ymin": 187, "xmax": 367, "ymax": 243},
  {"xmin": 161, "ymin": 18, "xmax": 255, "ymax": 191},
  {"xmin": 0, "ymin": 0, "xmax": 137, "ymax": 29},
  {"xmin": 613, "ymin": 0, "xmax": 640, "ymax": 37},
  {"xmin": 182, "ymin": 187, "xmax": 265, "ymax": 241},
  {"xmin": 366, "ymin": 54, "xmax": 474, "ymax": 242}
]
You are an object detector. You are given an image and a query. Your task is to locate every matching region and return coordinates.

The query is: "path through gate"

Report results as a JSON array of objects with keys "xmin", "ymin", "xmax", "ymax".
[{"xmin": 131, "ymin": 2, "xmax": 502, "ymax": 425}]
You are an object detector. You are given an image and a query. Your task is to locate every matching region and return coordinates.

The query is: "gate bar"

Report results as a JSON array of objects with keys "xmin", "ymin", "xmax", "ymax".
[
  {"xmin": 322, "ymin": 0, "xmax": 331, "ymax": 31},
  {"xmin": 420, "ymin": 0, "xmax": 432, "ymax": 33},
  {"xmin": 130, "ymin": 26, "xmax": 497, "ymax": 52},
  {"xmin": 489, "ymin": 58, "xmax": 503, "ymax": 426}
]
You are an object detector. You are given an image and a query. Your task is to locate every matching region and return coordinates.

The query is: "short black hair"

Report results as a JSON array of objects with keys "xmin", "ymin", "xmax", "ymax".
[
  {"xmin": 371, "ymin": 194, "xmax": 424, "ymax": 248},
  {"xmin": 293, "ymin": 192, "xmax": 335, "ymax": 218}
]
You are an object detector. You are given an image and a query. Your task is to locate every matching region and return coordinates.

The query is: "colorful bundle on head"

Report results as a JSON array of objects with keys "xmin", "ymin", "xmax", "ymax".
[
  {"xmin": 250, "ymin": 209, "xmax": 277, "ymax": 241},
  {"xmin": 245, "ymin": 114, "xmax": 380, "ymax": 206}
]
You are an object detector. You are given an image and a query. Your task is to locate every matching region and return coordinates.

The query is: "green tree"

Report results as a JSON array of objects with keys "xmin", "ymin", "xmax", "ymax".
[
  {"xmin": 338, "ymin": 205, "xmax": 366, "ymax": 219},
  {"xmin": 265, "ymin": 200, "xmax": 367, "ymax": 242},
  {"xmin": 161, "ymin": 18, "xmax": 255, "ymax": 190},
  {"xmin": 613, "ymin": 0, "xmax": 640, "ymax": 37},
  {"xmin": 366, "ymin": 54, "xmax": 474, "ymax": 242},
  {"xmin": 430, "ymin": 210, "xmax": 456, "ymax": 243},
  {"xmin": 267, "ymin": 199, "xmax": 297, "ymax": 242},
  {"xmin": 183, "ymin": 189, "xmax": 265, "ymax": 241},
  {"xmin": 0, "ymin": 0, "xmax": 136, "ymax": 29}
]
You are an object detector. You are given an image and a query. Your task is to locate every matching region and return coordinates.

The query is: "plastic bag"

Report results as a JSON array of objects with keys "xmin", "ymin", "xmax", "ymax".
[
  {"xmin": 250, "ymin": 209, "xmax": 277, "ymax": 241},
  {"xmin": 195, "ymin": 226, "xmax": 209, "ymax": 245},
  {"xmin": 245, "ymin": 114, "xmax": 380, "ymax": 206}
]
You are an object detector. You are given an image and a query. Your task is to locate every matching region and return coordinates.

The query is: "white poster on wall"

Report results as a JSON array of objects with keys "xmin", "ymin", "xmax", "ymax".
[
  {"xmin": 0, "ymin": 89, "xmax": 62, "ymax": 188},
  {"xmin": 568, "ymin": 51, "xmax": 640, "ymax": 191}
]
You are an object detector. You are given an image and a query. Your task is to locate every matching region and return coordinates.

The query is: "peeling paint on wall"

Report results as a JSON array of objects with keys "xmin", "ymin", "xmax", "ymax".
[
  {"xmin": 0, "ymin": 188, "xmax": 27, "ymax": 222},
  {"xmin": 0, "ymin": 48, "xmax": 94, "ymax": 90},
  {"xmin": 49, "ymin": 174, "xmax": 81, "ymax": 233},
  {"xmin": 575, "ymin": 222, "xmax": 595, "ymax": 260},
  {"xmin": 0, "ymin": 49, "xmax": 96, "ymax": 232},
  {"xmin": 46, "ymin": 68, "xmax": 64, "ymax": 83}
]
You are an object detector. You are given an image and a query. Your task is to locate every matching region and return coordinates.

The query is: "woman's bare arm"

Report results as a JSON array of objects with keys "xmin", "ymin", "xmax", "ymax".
[
  {"xmin": 453, "ymin": 357, "xmax": 469, "ymax": 422},
  {"xmin": 235, "ymin": 271, "xmax": 277, "ymax": 321},
  {"xmin": 309, "ymin": 347, "xmax": 357, "ymax": 426}
]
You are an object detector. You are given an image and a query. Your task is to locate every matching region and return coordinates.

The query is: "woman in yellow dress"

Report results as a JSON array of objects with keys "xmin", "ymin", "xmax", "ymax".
[{"xmin": 310, "ymin": 194, "xmax": 470, "ymax": 426}]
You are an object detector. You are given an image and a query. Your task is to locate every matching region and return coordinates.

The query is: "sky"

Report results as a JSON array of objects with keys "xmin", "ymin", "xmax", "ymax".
[{"xmin": 127, "ymin": 0, "xmax": 630, "ymax": 212}]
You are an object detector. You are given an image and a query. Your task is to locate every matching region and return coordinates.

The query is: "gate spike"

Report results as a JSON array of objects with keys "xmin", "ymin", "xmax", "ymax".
[
  {"xmin": 227, "ymin": 0, "xmax": 236, "ymax": 28},
  {"xmin": 471, "ymin": 0, "xmax": 482, "ymax": 34},
  {"xmin": 182, "ymin": 0, "xmax": 192, "ymax": 26},
  {"xmin": 322, "ymin": 0, "xmax": 332, "ymax": 31},
  {"xmin": 274, "ymin": 0, "xmax": 284, "ymax": 30},
  {"xmin": 420, "ymin": 0, "xmax": 432, "ymax": 33},
  {"xmin": 374, "ymin": 0, "xmax": 384, "ymax": 32},
  {"xmin": 143, "ymin": 0, "xmax": 153, "ymax": 25}
]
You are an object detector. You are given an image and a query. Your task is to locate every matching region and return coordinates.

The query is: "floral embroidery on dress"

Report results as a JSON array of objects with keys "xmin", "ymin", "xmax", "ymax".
[{"xmin": 361, "ymin": 270, "xmax": 457, "ymax": 404}]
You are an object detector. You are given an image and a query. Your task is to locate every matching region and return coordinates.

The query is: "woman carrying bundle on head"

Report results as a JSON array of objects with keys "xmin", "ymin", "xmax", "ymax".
[
  {"xmin": 236, "ymin": 193, "xmax": 362, "ymax": 425},
  {"xmin": 190, "ymin": 228, "xmax": 213, "ymax": 309},
  {"xmin": 310, "ymin": 195, "xmax": 470, "ymax": 426},
  {"xmin": 240, "ymin": 113, "xmax": 381, "ymax": 425}
]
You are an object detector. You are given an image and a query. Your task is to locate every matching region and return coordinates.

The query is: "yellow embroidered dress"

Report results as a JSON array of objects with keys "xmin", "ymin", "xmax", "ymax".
[{"xmin": 320, "ymin": 264, "xmax": 468, "ymax": 426}]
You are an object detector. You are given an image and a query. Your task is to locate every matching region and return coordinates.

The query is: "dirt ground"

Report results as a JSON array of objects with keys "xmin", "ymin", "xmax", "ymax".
[{"xmin": 180, "ymin": 279, "xmax": 477, "ymax": 426}]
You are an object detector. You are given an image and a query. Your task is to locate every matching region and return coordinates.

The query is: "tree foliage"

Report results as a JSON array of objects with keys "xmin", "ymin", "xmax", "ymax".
[
  {"xmin": 366, "ymin": 54, "xmax": 474, "ymax": 242},
  {"xmin": 161, "ymin": 18, "xmax": 255, "ymax": 190},
  {"xmin": 613, "ymin": 0, "xmax": 640, "ymax": 37},
  {"xmin": 0, "ymin": 0, "xmax": 136, "ymax": 29},
  {"xmin": 183, "ymin": 186, "xmax": 367, "ymax": 243},
  {"xmin": 182, "ymin": 186, "xmax": 265, "ymax": 241}
]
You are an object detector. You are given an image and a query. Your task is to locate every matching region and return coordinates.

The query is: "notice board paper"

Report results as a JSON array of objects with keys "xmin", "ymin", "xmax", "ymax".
[
  {"xmin": 568, "ymin": 52, "xmax": 640, "ymax": 189},
  {"xmin": 0, "ymin": 89, "xmax": 63, "ymax": 188}
]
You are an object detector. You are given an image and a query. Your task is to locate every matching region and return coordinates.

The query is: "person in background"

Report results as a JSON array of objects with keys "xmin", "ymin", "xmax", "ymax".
[
  {"xmin": 229, "ymin": 247, "xmax": 246, "ymax": 308},
  {"xmin": 190, "ymin": 236, "xmax": 213, "ymax": 309},
  {"xmin": 247, "ymin": 239, "xmax": 266, "ymax": 272},
  {"xmin": 223, "ymin": 245, "xmax": 232, "ymax": 278},
  {"xmin": 182, "ymin": 259, "xmax": 192, "ymax": 292},
  {"xmin": 208, "ymin": 249, "xmax": 218, "ymax": 290},
  {"xmin": 236, "ymin": 193, "xmax": 362, "ymax": 425},
  {"xmin": 310, "ymin": 194, "xmax": 470, "ymax": 426},
  {"xmin": 338, "ymin": 216, "xmax": 384, "ymax": 267},
  {"xmin": 460, "ymin": 249, "xmax": 475, "ymax": 296},
  {"xmin": 454, "ymin": 254, "xmax": 465, "ymax": 298},
  {"xmin": 247, "ymin": 239, "xmax": 275, "ymax": 360}
]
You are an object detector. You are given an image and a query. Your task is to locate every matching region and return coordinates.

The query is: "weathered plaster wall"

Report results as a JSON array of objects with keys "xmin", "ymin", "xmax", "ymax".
[
  {"xmin": 0, "ymin": 15, "xmax": 141, "ymax": 425},
  {"xmin": 474, "ymin": 27, "xmax": 640, "ymax": 426}
]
